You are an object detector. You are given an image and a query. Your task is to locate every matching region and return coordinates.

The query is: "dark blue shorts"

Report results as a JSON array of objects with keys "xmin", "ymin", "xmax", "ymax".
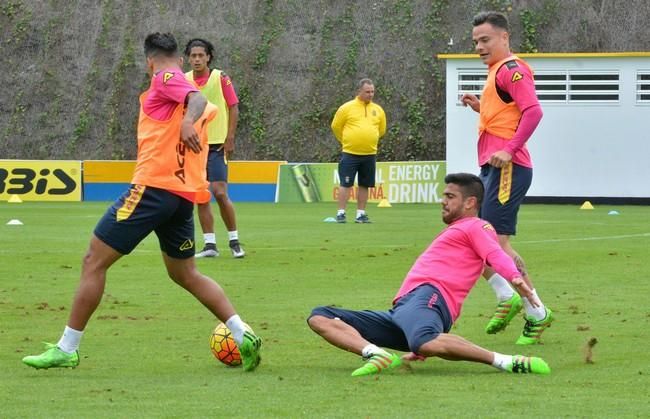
[
  {"xmin": 94, "ymin": 185, "xmax": 196, "ymax": 259},
  {"xmin": 338, "ymin": 152, "xmax": 376, "ymax": 188},
  {"xmin": 207, "ymin": 145, "xmax": 228, "ymax": 182},
  {"xmin": 479, "ymin": 163, "xmax": 532, "ymax": 236},
  {"xmin": 309, "ymin": 284, "xmax": 452, "ymax": 353}
]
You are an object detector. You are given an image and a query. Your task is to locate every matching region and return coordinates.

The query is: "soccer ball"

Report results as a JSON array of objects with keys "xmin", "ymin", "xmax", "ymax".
[{"xmin": 209, "ymin": 322, "xmax": 242, "ymax": 366}]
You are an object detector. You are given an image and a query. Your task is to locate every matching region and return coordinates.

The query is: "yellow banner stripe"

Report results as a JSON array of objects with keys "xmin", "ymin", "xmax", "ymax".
[
  {"xmin": 83, "ymin": 160, "xmax": 286, "ymax": 184},
  {"xmin": 229, "ymin": 161, "xmax": 286, "ymax": 183},
  {"xmin": 84, "ymin": 160, "xmax": 136, "ymax": 183}
]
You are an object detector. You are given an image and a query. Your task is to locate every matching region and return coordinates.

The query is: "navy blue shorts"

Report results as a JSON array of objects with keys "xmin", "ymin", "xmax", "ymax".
[
  {"xmin": 309, "ymin": 284, "xmax": 452, "ymax": 353},
  {"xmin": 94, "ymin": 185, "xmax": 196, "ymax": 259},
  {"xmin": 207, "ymin": 145, "xmax": 228, "ymax": 182},
  {"xmin": 338, "ymin": 152, "xmax": 376, "ymax": 188},
  {"xmin": 479, "ymin": 163, "xmax": 532, "ymax": 236}
]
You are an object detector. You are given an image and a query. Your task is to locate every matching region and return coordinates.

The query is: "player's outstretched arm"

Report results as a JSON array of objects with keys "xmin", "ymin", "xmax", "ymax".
[{"xmin": 510, "ymin": 277, "xmax": 540, "ymax": 307}]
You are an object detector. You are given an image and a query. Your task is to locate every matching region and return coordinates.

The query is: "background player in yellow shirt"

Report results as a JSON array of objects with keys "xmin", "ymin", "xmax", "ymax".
[{"xmin": 331, "ymin": 79, "xmax": 386, "ymax": 223}]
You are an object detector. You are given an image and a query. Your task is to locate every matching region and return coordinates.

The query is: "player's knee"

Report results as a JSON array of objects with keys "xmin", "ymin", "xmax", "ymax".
[
  {"xmin": 411, "ymin": 333, "xmax": 442, "ymax": 355},
  {"xmin": 165, "ymin": 269, "xmax": 182, "ymax": 284},
  {"xmin": 214, "ymin": 190, "xmax": 230, "ymax": 203},
  {"xmin": 81, "ymin": 248, "xmax": 111, "ymax": 274},
  {"xmin": 307, "ymin": 307, "xmax": 332, "ymax": 331},
  {"xmin": 165, "ymin": 267, "xmax": 197, "ymax": 287}
]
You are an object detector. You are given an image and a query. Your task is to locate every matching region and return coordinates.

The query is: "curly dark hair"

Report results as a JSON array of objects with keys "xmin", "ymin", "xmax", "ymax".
[{"xmin": 184, "ymin": 38, "xmax": 215, "ymax": 65}]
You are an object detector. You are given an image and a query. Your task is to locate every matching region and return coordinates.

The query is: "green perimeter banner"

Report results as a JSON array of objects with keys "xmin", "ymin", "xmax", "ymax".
[{"xmin": 276, "ymin": 161, "xmax": 446, "ymax": 203}]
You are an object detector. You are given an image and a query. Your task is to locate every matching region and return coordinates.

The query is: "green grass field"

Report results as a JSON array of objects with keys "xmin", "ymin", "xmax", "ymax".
[{"xmin": 1, "ymin": 201, "xmax": 649, "ymax": 418}]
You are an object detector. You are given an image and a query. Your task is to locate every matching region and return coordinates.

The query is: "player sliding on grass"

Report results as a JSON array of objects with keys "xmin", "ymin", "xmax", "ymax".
[
  {"xmin": 308, "ymin": 173, "xmax": 550, "ymax": 376},
  {"xmin": 22, "ymin": 32, "xmax": 261, "ymax": 372}
]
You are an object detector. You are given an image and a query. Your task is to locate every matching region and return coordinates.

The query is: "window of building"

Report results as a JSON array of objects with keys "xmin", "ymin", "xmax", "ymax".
[
  {"xmin": 456, "ymin": 70, "xmax": 486, "ymax": 104},
  {"xmin": 636, "ymin": 71, "xmax": 650, "ymax": 103},
  {"xmin": 535, "ymin": 72, "xmax": 567, "ymax": 102},
  {"xmin": 457, "ymin": 69, "xmax": 620, "ymax": 105},
  {"xmin": 568, "ymin": 72, "xmax": 619, "ymax": 102}
]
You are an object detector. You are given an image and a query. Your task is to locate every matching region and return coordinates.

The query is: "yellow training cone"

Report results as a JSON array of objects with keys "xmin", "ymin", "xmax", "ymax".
[
  {"xmin": 580, "ymin": 201, "xmax": 594, "ymax": 210},
  {"xmin": 377, "ymin": 199, "xmax": 392, "ymax": 208},
  {"xmin": 8, "ymin": 195, "xmax": 23, "ymax": 203}
]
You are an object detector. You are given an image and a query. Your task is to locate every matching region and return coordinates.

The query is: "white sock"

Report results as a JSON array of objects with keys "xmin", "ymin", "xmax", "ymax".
[
  {"xmin": 203, "ymin": 233, "xmax": 216, "ymax": 245},
  {"xmin": 491, "ymin": 352, "xmax": 511, "ymax": 371},
  {"xmin": 225, "ymin": 314, "xmax": 246, "ymax": 346},
  {"xmin": 361, "ymin": 344, "xmax": 388, "ymax": 358},
  {"xmin": 522, "ymin": 289, "xmax": 547, "ymax": 321},
  {"xmin": 57, "ymin": 326, "xmax": 84, "ymax": 354},
  {"xmin": 337, "ymin": 209, "xmax": 345, "ymax": 216},
  {"xmin": 487, "ymin": 273, "xmax": 515, "ymax": 302},
  {"xmin": 228, "ymin": 231, "xmax": 238, "ymax": 241},
  {"xmin": 356, "ymin": 209, "xmax": 366, "ymax": 218}
]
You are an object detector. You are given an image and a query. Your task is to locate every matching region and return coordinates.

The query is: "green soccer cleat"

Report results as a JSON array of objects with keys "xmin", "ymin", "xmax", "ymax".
[
  {"xmin": 485, "ymin": 293, "xmax": 523, "ymax": 334},
  {"xmin": 516, "ymin": 309, "xmax": 554, "ymax": 345},
  {"xmin": 239, "ymin": 330, "xmax": 262, "ymax": 372},
  {"xmin": 351, "ymin": 352, "xmax": 402, "ymax": 377},
  {"xmin": 506, "ymin": 355, "xmax": 551, "ymax": 375},
  {"xmin": 22, "ymin": 342, "xmax": 79, "ymax": 369}
]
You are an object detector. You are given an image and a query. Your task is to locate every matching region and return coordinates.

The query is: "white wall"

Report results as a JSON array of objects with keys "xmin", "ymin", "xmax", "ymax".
[{"xmin": 445, "ymin": 55, "xmax": 650, "ymax": 198}]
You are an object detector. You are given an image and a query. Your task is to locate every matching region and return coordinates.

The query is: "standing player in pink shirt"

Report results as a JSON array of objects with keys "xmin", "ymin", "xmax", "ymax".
[
  {"xmin": 184, "ymin": 38, "xmax": 245, "ymax": 259},
  {"xmin": 461, "ymin": 11, "xmax": 553, "ymax": 344},
  {"xmin": 21, "ymin": 32, "xmax": 261, "ymax": 372},
  {"xmin": 308, "ymin": 173, "xmax": 550, "ymax": 376}
]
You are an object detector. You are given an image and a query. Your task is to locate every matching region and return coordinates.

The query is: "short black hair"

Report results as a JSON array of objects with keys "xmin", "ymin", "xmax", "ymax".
[
  {"xmin": 144, "ymin": 32, "xmax": 178, "ymax": 58},
  {"xmin": 444, "ymin": 172, "xmax": 484, "ymax": 206},
  {"xmin": 184, "ymin": 38, "xmax": 215, "ymax": 65},
  {"xmin": 472, "ymin": 11, "xmax": 509, "ymax": 32}
]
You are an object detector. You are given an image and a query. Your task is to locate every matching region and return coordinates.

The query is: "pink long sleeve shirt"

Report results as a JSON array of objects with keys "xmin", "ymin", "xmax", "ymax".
[
  {"xmin": 478, "ymin": 58, "xmax": 542, "ymax": 168},
  {"xmin": 393, "ymin": 217, "xmax": 521, "ymax": 322}
]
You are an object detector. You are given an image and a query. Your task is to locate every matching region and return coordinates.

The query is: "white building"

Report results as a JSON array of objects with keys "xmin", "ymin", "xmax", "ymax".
[{"xmin": 440, "ymin": 52, "xmax": 650, "ymax": 203}]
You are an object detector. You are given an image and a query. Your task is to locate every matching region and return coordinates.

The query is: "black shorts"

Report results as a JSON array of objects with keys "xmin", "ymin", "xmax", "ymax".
[
  {"xmin": 309, "ymin": 284, "xmax": 452, "ymax": 353},
  {"xmin": 338, "ymin": 152, "xmax": 376, "ymax": 188},
  {"xmin": 94, "ymin": 185, "xmax": 196, "ymax": 259},
  {"xmin": 479, "ymin": 163, "xmax": 532, "ymax": 236},
  {"xmin": 207, "ymin": 145, "xmax": 228, "ymax": 182}
]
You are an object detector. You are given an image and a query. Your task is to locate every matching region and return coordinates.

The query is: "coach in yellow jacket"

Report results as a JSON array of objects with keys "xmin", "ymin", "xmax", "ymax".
[{"xmin": 331, "ymin": 78, "xmax": 386, "ymax": 224}]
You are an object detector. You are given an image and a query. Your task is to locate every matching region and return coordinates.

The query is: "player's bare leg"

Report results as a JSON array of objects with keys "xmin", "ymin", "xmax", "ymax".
[
  {"xmin": 195, "ymin": 202, "xmax": 219, "ymax": 257},
  {"xmin": 163, "ymin": 253, "xmax": 237, "ymax": 321},
  {"xmin": 211, "ymin": 181, "xmax": 244, "ymax": 258},
  {"xmin": 355, "ymin": 186, "xmax": 371, "ymax": 223},
  {"xmin": 163, "ymin": 253, "xmax": 261, "ymax": 370},
  {"xmin": 212, "ymin": 181, "xmax": 237, "ymax": 231},
  {"xmin": 67, "ymin": 236, "xmax": 123, "ymax": 330},
  {"xmin": 336, "ymin": 186, "xmax": 351, "ymax": 223},
  {"xmin": 308, "ymin": 315, "xmax": 401, "ymax": 376},
  {"xmin": 413, "ymin": 334, "xmax": 550, "ymax": 374},
  {"xmin": 308, "ymin": 315, "xmax": 366, "ymax": 355},
  {"xmin": 22, "ymin": 236, "xmax": 122, "ymax": 369}
]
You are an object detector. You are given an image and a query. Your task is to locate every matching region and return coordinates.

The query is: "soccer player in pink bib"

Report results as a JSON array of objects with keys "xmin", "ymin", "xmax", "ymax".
[
  {"xmin": 308, "ymin": 173, "xmax": 551, "ymax": 376},
  {"xmin": 461, "ymin": 11, "xmax": 553, "ymax": 344},
  {"xmin": 21, "ymin": 33, "xmax": 261, "ymax": 372}
]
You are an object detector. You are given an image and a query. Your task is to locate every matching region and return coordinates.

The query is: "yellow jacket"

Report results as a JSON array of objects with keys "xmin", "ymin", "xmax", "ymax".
[{"xmin": 331, "ymin": 97, "xmax": 386, "ymax": 155}]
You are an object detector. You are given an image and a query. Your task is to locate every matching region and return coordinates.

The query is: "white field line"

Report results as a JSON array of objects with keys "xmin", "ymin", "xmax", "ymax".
[
  {"xmin": 1, "ymin": 234, "xmax": 647, "ymax": 256},
  {"xmin": 518, "ymin": 232, "xmax": 650, "ymax": 244}
]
